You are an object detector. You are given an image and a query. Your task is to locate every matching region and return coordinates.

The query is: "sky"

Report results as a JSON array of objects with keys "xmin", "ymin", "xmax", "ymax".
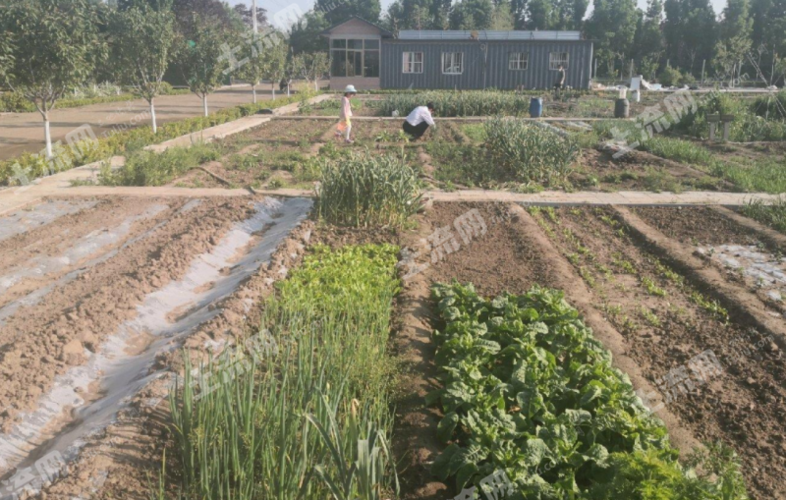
[{"xmin": 232, "ymin": 0, "xmax": 729, "ymax": 29}]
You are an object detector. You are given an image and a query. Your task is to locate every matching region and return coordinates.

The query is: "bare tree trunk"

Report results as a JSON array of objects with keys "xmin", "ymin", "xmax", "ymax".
[
  {"xmin": 203, "ymin": 94, "xmax": 209, "ymax": 117},
  {"xmin": 252, "ymin": 84, "xmax": 257, "ymax": 104},
  {"xmin": 150, "ymin": 98, "xmax": 158, "ymax": 134},
  {"xmin": 43, "ymin": 111, "xmax": 53, "ymax": 159},
  {"xmin": 272, "ymin": 81, "xmax": 276, "ymax": 99}
]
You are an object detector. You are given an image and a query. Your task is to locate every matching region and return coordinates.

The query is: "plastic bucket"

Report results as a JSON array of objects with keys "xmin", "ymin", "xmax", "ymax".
[{"xmin": 529, "ymin": 97, "xmax": 543, "ymax": 118}]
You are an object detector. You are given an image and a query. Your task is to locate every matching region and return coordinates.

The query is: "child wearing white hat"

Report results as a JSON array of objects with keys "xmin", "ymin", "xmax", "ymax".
[{"xmin": 336, "ymin": 85, "xmax": 357, "ymax": 144}]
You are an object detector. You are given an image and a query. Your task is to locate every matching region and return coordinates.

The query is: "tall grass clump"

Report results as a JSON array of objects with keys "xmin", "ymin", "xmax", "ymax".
[
  {"xmin": 377, "ymin": 91, "xmax": 533, "ymax": 117},
  {"xmin": 315, "ymin": 151, "xmax": 421, "ymax": 227},
  {"xmin": 99, "ymin": 143, "xmax": 220, "ymax": 186},
  {"xmin": 484, "ymin": 116, "xmax": 579, "ymax": 184},
  {"xmin": 741, "ymin": 196, "xmax": 786, "ymax": 233},
  {"xmin": 674, "ymin": 92, "xmax": 786, "ymax": 142},
  {"xmin": 169, "ymin": 244, "xmax": 401, "ymax": 500}
]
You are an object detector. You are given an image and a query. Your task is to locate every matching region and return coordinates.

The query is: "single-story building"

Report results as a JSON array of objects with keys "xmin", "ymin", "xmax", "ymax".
[{"xmin": 322, "ymin": 18, "xmax": 594, "ymax": 91}]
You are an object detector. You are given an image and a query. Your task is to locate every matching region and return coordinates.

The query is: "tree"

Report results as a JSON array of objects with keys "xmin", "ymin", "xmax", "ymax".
[
  {"xmin": 235, "ymin": 33, "xmax": 275, "ymax": 103},
  {"xmin": 585, "ymin": 0, "xmax": 639, "ymax": 77},
  {"xmin": 0, "ymin": 0, "xmax": 105, "ymax": 158},
  {"xmin": 714, "ymin": 35, "xmax": 752, "ymax": 85},
  {"xmin": 263, "ymin": 39, "xmax": 288, "ymax": 99},
  {"xmin": 384, "ymin": 0, "xmax": 451, "ymax": 30},
  {"xmin": 315, "ymin": 0, "xmax": 382, "ymax": 25},
  {"xmin": 663, "ymin": 0, "xmax": 717, "ymax": 73},
  {"xmin": 289, "ymin": 11, "xmax": 330, "ymax": 54},
  {"xmin": 449, "ymin": 0, "xmax": 495, "ymax": 29},
  {"xmin": 179, "ymin": 14, "xmax": 231, "ymax": 116},
  {"xmin": 293, "ymin": 52, "xmax": 329, "ymax": 91},
  {"xmin": 110, "ymin": 0, "xmax": 177, "ymax": 134},
  {"xmin": 233, "ymin": 2, "xmax": 267, "ymax": 29},
  {"xmin": 632, "ymin": 0, "xmax": 665, "ymax": 78},
  {"xmin": 721, "ymin": 0, "xmax": 753, "ymax": 40}
]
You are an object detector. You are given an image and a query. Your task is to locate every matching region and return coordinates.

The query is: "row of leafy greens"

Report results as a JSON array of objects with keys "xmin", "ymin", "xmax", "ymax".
[{"xmin": 429, "ymin": 282, "xmax": 749, "ymax": 500}]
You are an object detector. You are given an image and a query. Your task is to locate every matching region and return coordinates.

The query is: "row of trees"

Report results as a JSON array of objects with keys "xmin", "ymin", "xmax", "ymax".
[
  {"xmin": 0, "ymin": 0, "xmax": 329, "ymax": 157},
  {"xmin": 288, "ymin": 0, "xmax": 786, "ymax": 85}
]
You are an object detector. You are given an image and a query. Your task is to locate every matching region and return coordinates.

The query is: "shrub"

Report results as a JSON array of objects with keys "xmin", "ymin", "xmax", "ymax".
[
  {"xmin": 657, "ymin": 67, "xmax": 691, "ymax": 87},
  {"xmin": 315, "ymin": 150, "xmax": 421, "ymax": 228},
  {"xmin": 484, "ymin": 117, "xmax": 579, "ymax": 184}
]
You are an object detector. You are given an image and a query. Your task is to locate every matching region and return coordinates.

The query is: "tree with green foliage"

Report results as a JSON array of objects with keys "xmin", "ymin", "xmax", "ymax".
[
  {"xmin": 109, "ymin": 0, "xmax": 177, "ymax": 134},
  {"xmin": 632, "ymin": 0, "xmax": 665, "ymax": 79},
  {"xmin": 262, "ymin": 39, "xmax": 288, "ymax": 99},
  {"xmin": 385, "ymin": 0, "xmax": 451, "ymax": 30},
  {"xmin": 178, "ymin": 15, "xmax": 231, "ymax": 116},
  {"xmin": 293, "ymin": 52, "xmax": 329, "ymax": 92},
  {"xmin": 316, "ymin": 0, "xmax": 381, "ymax": 25},
  {"xmin": 586, "ymin": 0, "xmax": 639, "ymax": 78},
  {"xmin": 449, "ymin": 0, "xmax": 495, "ymax": 29},
  {"xmin": 663, "ymin": 0, "xmax": 717, "ymax": 74},
  {"xmin": 289, "ymin": 11, "xmax": 330, "ymax": 54},
  {"xmin": 235, "ymin": 33, "xmax": 274, "ymax": 103},
  {"xmin": 0, "ymin": 0, "xmax": 105, "ymax": 158}
]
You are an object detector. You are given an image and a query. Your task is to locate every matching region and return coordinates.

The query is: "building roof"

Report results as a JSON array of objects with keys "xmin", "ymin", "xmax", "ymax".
[
  {"xmin": 397, "ymin": 30, "xmax": 583, "ymax": 41},
  {"xmin": 321, "ymin": 16, "xmax": 393, "ymax": 38}
]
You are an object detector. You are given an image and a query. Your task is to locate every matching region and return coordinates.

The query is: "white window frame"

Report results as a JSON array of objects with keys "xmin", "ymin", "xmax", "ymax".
[
  {"xmin": 549, "ymin": 52, "xmax": 569, "ymax": 70},
  {"xmin": 441, "ymin": 52, "xmax": 464, "ymax": 75},
  {"xmin": 402, "ymin": 52, "xmax": 424, "ymax": 74},
  {"xmin": 508, "ymin": 52, "xmax": 529, "ymax": 71}
]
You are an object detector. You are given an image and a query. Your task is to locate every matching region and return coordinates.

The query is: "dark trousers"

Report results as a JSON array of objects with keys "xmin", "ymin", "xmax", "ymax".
[{"xmin": 403, "ymin": 120, "xmax": 429, "ymax": 139}]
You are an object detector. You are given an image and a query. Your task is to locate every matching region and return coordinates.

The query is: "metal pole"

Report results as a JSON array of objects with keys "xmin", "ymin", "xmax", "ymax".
[{"xmin": 252, "ymin": 0, "xmax": 258, "ymax": 33}]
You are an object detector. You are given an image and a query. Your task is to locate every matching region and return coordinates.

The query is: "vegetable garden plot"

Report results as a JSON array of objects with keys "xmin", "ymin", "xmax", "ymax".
[
  {"xmin": 0, "ymin": 197, "xmax": 260, "ymax": 433},
  {"xmin": 632, "ymin": 206, "xmax": 786, "ymax": 315},
  {"xmin": 0, "ymin": 199, "xmax": 98, "ymax": 243},
  {"xmin": 429, "ymin": 282, "xmax": 747, "ymax": 499},
  {"xmin": 160, "ymin": 119, "xmax": 335, "ymax": 190},
  {"xmin": 526, "ymin": 205, "xmax": 786, "ymax": 499},
  {"xmin": 413, "ymin": 202, "xmax": 786, "ymax": 499}
]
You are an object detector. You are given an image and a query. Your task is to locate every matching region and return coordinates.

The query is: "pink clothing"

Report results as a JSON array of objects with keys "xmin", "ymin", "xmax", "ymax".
[{"xmin": 339, "ymin": 96, "xmax": 353, "ymax": 120}]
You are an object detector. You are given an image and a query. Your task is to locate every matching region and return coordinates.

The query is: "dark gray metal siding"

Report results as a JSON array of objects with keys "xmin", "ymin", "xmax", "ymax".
[{"xmin": 380, "ymin": 40, "xmax": 593, "ymax": 90}]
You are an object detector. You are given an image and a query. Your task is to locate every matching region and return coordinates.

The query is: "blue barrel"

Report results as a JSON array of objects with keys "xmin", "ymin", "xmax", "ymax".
[{"xmin": 529, "ymin": 98, "xmax": 543, "ymax": 118}]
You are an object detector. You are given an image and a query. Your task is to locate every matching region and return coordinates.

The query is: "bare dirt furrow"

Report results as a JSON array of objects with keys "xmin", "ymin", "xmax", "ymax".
[
  {"xmin": 0, "ymin": 197, "xmax": 254, "ymax": 432},
  {"xmin": 34, "ymin": 208, "xmax": 316, "ymax": 500},
  {"xmin": 617, "ymin": 206, "xmax": 786, "ymax": 350}
]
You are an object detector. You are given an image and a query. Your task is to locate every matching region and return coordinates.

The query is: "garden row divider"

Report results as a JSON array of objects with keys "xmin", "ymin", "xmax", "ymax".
[
  {"xmin": 509, "ymin": 203, "xmax": 703, "ymax": 454},
  {"xmin": 613, "ymin": 206, "xmax": 786, "ymax": 352},
  {"xmin": 392, "ymin": 212, "xmax": 449, "ymax": 500}
]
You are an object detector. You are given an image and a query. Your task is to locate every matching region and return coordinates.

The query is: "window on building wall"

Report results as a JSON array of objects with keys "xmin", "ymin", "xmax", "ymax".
[
  {"xmin": 402, "ymin": 52, "xmax": 424, "ymax": 74},
  {"xmin": 549, "ymin": 52, "xmax": 569, "ymax": 70},
  {"xmin": 330, "ymin": 39, "xmax": 380, "ymax": 78},
  {"xmin": 508, "ymin": 52, "xmax": 528, "ymax": 70},
  {"xmin": 441, "ymin": 52, "xmax": 464, "ymax": 74}
]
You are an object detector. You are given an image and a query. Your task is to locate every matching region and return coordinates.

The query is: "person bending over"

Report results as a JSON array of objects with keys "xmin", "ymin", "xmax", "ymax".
[{"xmin": 403, "ymin": 103, "xmax": 436, "ymax": 140}]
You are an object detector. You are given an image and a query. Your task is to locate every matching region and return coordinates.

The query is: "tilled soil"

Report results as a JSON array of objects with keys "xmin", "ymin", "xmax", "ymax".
[
  {"xmin": 169, "ymin": 119, "xmax": 332, "ymax": 190},
  {"xmin": 633, "ymin": 206, "xmax": 786, "ymax": 315},
  {"xmin": 530, "ymin": 205, "xmax": 786, "ymax": 499},
  {"xmin": 411, "ymin": 202, "xmax": 786, "ymax": 500},
  {"xmin": 0, "ymin": 196, "xmax": 254, "ymax": 432}
]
